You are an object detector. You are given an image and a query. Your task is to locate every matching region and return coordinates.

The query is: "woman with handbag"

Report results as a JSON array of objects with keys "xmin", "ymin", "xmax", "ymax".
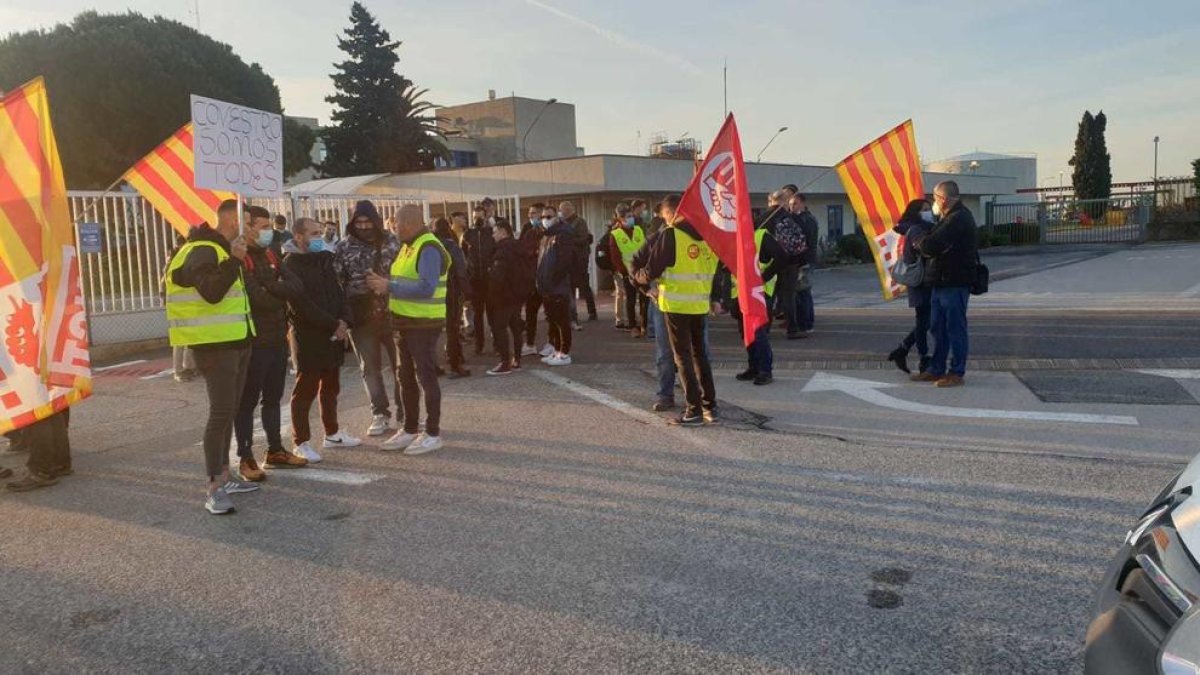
[{"xmin": 887, "ymin": 199, "xmax": 935, "ymax": 374}]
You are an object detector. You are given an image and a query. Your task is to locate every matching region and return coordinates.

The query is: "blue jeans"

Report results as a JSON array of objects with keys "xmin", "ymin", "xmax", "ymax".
[
  {"xmin": 650, "ymin": 303, "xmax": 709, "ymax": 402},
  {"xmin": 929, "ymin": 286, "xmax": 970, "ymax": 377},
  {"xmin": 796, "ymin": 287, "xmax": 814, "ymax": 331},
  {"xmin": 733, "ymin": 296, "xmax": 773, "ymax": 375}
]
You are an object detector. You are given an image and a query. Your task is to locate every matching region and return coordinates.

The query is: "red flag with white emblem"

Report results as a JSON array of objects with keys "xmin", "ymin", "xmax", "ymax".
[{"xmin": 676, "ymin": 114, "xmax": 765, "ymax": 347}]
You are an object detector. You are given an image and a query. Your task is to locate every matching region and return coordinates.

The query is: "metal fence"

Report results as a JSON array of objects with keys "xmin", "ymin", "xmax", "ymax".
[
  {"xmin": 68, "ymin": 190, "xmax": 430, "ymax": 345},
  {"xmin": 985, "ymin": 196, "xmax": 1152, "ymax": 245}
]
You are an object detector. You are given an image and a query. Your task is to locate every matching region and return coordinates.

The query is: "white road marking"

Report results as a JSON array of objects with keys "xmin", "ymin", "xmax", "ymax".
[
  {"xmin": 802, "ymin": 372, "xmax": 1140, "ymax": 426},
  {"xmin": 139, "ymin": 368, "xmax": 174, "ymax": 380},
  {"xmin": 531, "ymin": 370, "xmax": 664, "ymax": 425},
  {"xmin": 271, "ymin": 468, "xmax": 383, "ymax": 486},
  {"xmin": 95, "ymin": 359, "xmax": 147, "ymax": 372},
  {"xmin": 530, "ymin": 370, "xmax": 716, "ymax": 451},
  {"xmin": 1137, "ymin": 369, "xmax": 1200, "ymax": 380}
]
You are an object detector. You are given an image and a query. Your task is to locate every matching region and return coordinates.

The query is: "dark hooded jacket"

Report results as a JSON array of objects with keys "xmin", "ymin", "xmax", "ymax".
[
  {"xmin": 333, "ymin": 200, "xmax": 400, "ymax": 329},
  {"xmin": 170, "ymin": 223, "xmax": 253, "ymax": 351},
  {"xmin": 282, "ymin": 239, "xmax": 351, "ymax": 371}
]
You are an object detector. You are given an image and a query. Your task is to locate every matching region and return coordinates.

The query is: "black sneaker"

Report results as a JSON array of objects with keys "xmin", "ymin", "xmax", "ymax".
[
  {"xmin": 670, "ymin": 412, "xmax": 703, "ymax": 426},
  {"xmin": 753, "ymin": 373, "xmax": 774, "ymax": 386},
  {"xmin": 448, "ymin": 367, "xmax": 472, "ymax": 379},
  {"xmin": 735, "ymin": 369, "xmax": 757, "ymax": 382},
  {"xmin": 652, "ymin": 399, "xmax": 676, "ymax": 412},
  {"xmin": 786, "ymin": 331, "xmax": 807, "ymax": 340},
  {"xmin": 703, "ymin": 409, "xmax": 720, "ymax": 425}
]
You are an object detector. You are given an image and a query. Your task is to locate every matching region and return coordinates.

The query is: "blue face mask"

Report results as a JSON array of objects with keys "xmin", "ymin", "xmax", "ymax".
[
  {"xmin": 625, "ymin": 216, "xmax": 636, "ymax": 227},
  {"xmin": 307, "ymin": 238, "xmax": 326, "ymax": 254},
  {"xmin": 256, "ymin": 229, "xmax": 274, "ymax": 248}
]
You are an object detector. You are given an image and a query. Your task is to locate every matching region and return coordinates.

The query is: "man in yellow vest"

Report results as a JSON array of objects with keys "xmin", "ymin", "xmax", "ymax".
[
  {"xmin": 632, "ymin": 195, "xmax": 721, "ymax": 426},
  {"xmin": 728, "ymin": 223, "xmax": 785, "ymax": 386},
  {"xmin": 164, "ymin": 199, "xmax": 260, "ymax": 515},
  {"xmin": 608, "ymin": 202, "xmax": 648, "ymax": 338},
  {"xmin": 366, "ymin": 205, "xmax": 448, "ymax": 455}
]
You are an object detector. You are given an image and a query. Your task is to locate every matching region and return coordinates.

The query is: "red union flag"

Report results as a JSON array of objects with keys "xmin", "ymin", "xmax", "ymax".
[{"xmin": 676, "ymin": 114, "xmax": 765, "ymax": 347}]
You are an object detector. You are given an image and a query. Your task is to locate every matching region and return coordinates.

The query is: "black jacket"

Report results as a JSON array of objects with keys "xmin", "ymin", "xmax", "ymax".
[
  {"xmin": 462, "ymin": 221, "xmax": 496, "ymax": 282},
  {"xmin": 243, "ymin": 244, "xmax": 300, "ymax": 348},
  {"xmin": 282, "ymin": 241, "xmax": 352, "ymax": 371},
  {"xmin": 438, "ymin": 234, "xmax": 470, "ymax": 303},
  {"xmin": 170, "ymin": 224, "xmax": 252, "ymax": 351},
  {"xmin": 488, "ymin": 237, "xmax": 531, "ymax": 307},
  {"xmin": 536, "ymin": 221, "xmax": 578, "ymax": 298},
  {"xmin": 631, "ymin": 222, "xmax": 720, "ymax": 303},
  {"xmin": 916, "ymin": 202, "xmax": 978, "ymax": 287},
  {"xmin": 796, "ymin": 210, "xmax": 820, "ymax": 266}
]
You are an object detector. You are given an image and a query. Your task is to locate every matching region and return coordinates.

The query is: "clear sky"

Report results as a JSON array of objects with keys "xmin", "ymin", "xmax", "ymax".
[{"xmin": 4, "ymin": 0, "xmax": 1198, "ymax": 184}]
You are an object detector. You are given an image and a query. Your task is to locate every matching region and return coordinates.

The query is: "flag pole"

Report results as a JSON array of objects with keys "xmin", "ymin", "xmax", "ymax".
[{"xmin": 236, "ymin": 192, "xmax": 245, "ymax": 236}]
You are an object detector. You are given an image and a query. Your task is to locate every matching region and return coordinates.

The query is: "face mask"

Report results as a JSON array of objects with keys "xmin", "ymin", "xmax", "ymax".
[
  {"xmin": 557, "ymin": 211, "xmax": 566, "ymax": 220},
  {"xmin": 531, "ymin": 217, "xmax": 539, "ymax": 226},
  {"xmin": 256, "ymin": 229, "xmax": 274, "ymax": 248},
  {"xmin": 920, "ymin": 211, "xmax": 935, "ymax": 223},
  {"xmin": 625, "ymin": 216, "xmax": 635, "ymax": 227},
  {"xmin": 307, "ymin": 238, "xmax": 326, "ymax": 254},
  {"xmin": 541, "ymin": 218, "xmax": 554, "ymax": 228}
]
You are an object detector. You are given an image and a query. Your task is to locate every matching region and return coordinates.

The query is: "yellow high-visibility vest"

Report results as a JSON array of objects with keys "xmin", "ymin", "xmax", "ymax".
[
  {"xmin": 611, "ymin": 224, "xmax": 646, "ymax": 272},
  {"xmin": 731, "ymin": 228, "xmax": 778, "ymax": 299},
  {"xmin": 389, "ymin": 232, "xmax": 449, "ymax": 319},
  {"xmin": 164, "ymin": 241, "xmax": 254, "ymax": 347},
  {"xmin": 658, "ymin": 228, "xmax": 717, "ymax": 315}
]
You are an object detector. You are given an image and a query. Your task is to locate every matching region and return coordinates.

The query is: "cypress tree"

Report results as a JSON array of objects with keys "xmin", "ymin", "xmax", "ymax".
[
  {"xmin": 1069, "ymin": 110, "xmax": 1113, "ymax": 217},
  {"xmin": 321, "ymin": 2, "xmax": 445, "ymax": 177}
]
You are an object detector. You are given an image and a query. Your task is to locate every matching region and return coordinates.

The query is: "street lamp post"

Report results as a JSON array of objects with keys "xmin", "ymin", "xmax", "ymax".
[
  {"xmin": 1153, "ymin": 136, "xmax": 1160, "ymax": 208},
  {"xmin": 520, "ymin": 98, "xmax": 558, "ymax": 162},
  {"xmin": 755, "ymin": 126, "xmax": 789, "ymax": 163}
]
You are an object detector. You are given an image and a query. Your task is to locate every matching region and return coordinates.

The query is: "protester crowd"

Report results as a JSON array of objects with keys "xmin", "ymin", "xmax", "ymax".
[{"xmin": 3, "ymin": 181, "xmax": 977, "ymax": 512}]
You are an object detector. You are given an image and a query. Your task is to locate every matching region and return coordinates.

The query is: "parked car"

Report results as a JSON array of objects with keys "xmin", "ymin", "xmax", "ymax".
[{"xmin": 1085, "ymin": 452, "xmax": 1200, "ymax": 674}]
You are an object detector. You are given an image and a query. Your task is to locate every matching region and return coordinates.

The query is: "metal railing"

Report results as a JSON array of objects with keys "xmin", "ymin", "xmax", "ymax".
[
  {"xmin": 68, "ymin": 190, "xmax": 430, "ymax": 344},
  {"xmin": 985, "ymin": 196, "xmax": 1152, "ymax": 245}
]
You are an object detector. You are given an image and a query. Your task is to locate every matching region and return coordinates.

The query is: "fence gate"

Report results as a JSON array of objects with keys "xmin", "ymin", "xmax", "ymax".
[
  {"xmin": 985, "ymin": 197, "xmax": 1152, "ymax": 245},
  {"xmin": 68, "ymin": 190, "xmax": 429, "ymax": 346}
]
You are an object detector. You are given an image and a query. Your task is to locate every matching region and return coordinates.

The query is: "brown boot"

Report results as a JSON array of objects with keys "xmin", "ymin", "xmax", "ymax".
[
  {"xmin": 264, "ymin": 450, "xmax": 308, "ymax": 469},
  {"xmin": 936, "ymin": 375, "xmax": 965, "ymax": 388},
  {"xmin": 239, "ymin": 458, "xmax": 267, "ymax": 482},
  {"xmin": 910, "ymin": 372, "xmax": 939, "ymax": 382}
]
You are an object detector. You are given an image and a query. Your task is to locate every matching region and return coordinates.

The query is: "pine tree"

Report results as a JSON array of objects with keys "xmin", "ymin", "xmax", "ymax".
[
  {"xmin": 1069, "ymin": 110, "xmax": 1113, "ymax": 214},
  {"xmin": 321, "ymin": 3, "xmax": 445, "ymax": 177}
]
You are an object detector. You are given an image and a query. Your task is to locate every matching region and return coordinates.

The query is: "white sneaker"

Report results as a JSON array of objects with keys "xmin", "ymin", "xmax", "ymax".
[
  {"xmin": 520, "ymin": 344, "xmax": 539, "ymax": 357},
  {"xmin": 403, "ymin": 433, "xmax": 443, "ymax": 456},
  {"xmin": 539, "ymin": 344, "xmax": 555, "ymax": 357},
  {"xmin": 547, "ymin": 354, "xmax": 573, "ymax": 367},
  {"xmin": 293, "ymin": 441, "xmax": 323, "ymax": 463},
  {"xmin": 381, "ymin": 430, "xmax": 418, "ymax": 451},
  {"xmin": 367, "ymin": 414, "xmax": 392, "ymax": 437},
  {"xmin": 323, "ymin": 431, "xmax": 363, "ymax": 448},
  {"xmin": 541, "ymin": 354, "xmax": 555, "ymax": 364},
  {"xmin": 573, "ymin": 322, "xmax": 583, "ymax": 331}
]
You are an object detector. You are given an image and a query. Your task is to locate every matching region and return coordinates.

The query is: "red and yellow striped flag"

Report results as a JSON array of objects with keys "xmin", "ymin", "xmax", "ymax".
[
  {"xmin": 123, "ymin": 123, "xmax": 234, "ymax": 236},
  {"xmin": 835, "ymin": 120, "xmax": 925, "ymax": 301},
  {"xmin": 0, "ymin": 77, "xmax": 91, "ymax": 433}
]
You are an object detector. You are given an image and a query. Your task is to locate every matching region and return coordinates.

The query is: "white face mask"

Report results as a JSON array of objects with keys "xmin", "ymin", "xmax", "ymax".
[
  {"xmin": 920, "ymin": 210, "xmax": 935, "ymax": 223},
  {"xmin": 541, "ymin": 217, "xmax": 554, "ymax": 228}
]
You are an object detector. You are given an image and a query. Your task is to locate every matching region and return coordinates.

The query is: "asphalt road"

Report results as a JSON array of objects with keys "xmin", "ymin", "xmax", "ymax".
[
  {"xmin": 3, "ymin": 242, "xmax": 1196, "ymax": 673},
  {"xmin": 0, "ymin": 353, "xmax": 1185, "ymax": 673}
]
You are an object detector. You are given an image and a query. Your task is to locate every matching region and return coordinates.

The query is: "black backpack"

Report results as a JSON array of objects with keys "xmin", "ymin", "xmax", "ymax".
[{"xmin": 594, "ymin": 230, "xmax": 614, "ymax": 272}]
